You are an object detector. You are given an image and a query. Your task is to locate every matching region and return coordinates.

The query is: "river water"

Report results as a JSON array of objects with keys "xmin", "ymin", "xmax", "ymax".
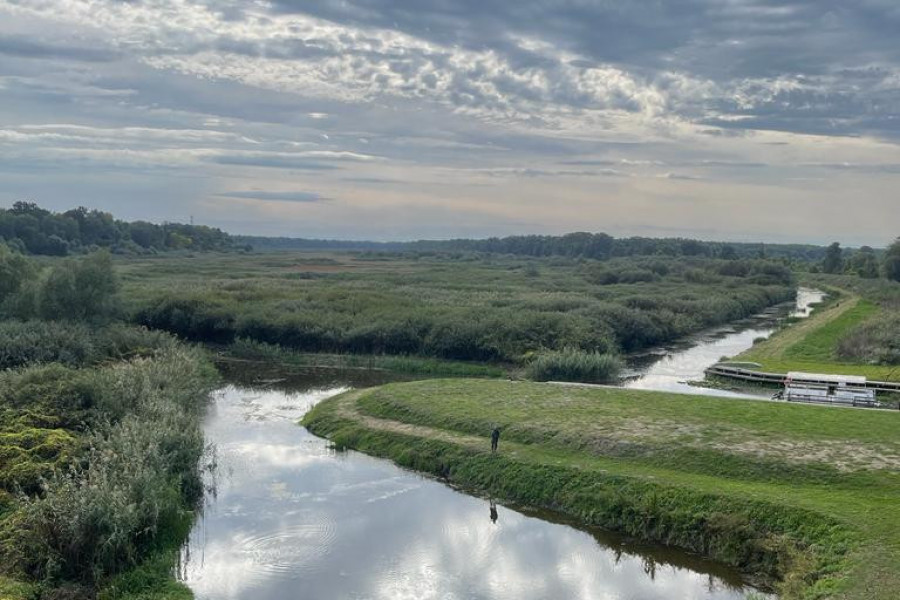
[
  {"xmin": 623, "ymin": 288, "xmax": 825, "ymax": 398},
  {"xmin": 178, "ymin": 291, "xmax": 825, "ymax": 599},
  {"xmin": 180, "ymin": 367, "xmax": 761, "ymax": 599}
]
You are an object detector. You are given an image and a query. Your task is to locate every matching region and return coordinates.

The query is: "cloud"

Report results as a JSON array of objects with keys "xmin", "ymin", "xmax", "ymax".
[
  {"xmin": 0, "ymin": 35, "xmax": 118, "ymax": 62},
  {"xmin": 658, "ymin": 172, "xmax": 704, "ymax": 181},
  {"xmin": 218, "ymin": 190, "xmax": 330, "ymax": 203},
  {"xmin": 1, "ymin": 0, "xmax": 899, "ymax": 244}
]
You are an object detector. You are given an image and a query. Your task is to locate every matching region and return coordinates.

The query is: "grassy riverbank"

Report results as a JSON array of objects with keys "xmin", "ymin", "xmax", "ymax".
[
  {"xmin": 735, "ymin": 290, "xmax": 900, "ymax": 381},
  {"xmin": 303, "ymin": 379, "xmax": 900, "ymax": 599},
  {"xmin": 221, "ymin": 337, "xmax": 506, "ymax": 378}
]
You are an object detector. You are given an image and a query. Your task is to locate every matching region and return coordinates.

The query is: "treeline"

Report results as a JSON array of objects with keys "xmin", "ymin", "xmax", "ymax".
[
  {"xmin": 0, "ymin": 201, "xmax": 238, "ymax": 256},
  {"xmin": 237, "ymin": 231, "xmax": 830, "ymax": 262},
  {"xmin": 818, "ymin": 239, "xmax": 900, "ymax": 282}
]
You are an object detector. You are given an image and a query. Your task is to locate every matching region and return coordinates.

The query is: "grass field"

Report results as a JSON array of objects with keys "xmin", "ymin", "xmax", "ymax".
[
  {"xmin": 735, "ymin": 295, "xmax": 900, "ymax": 381},
  {"xmin": 304, "ymin": 379, "xmax": 900, "ymax": 599}
]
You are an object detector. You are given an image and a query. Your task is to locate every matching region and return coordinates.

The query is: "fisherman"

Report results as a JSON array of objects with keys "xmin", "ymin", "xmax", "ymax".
[
  {"xmin": 490, "ymin": 425, "xmax": 500, "ymax": 453},
  {"xmin": 489, "ymin": 500, "xmax": 498, "ymax": 524}
]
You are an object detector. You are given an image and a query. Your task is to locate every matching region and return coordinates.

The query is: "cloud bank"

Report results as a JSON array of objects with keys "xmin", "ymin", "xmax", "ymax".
[{"xmin": 1, "ymin": 0, "xmax": 898, "ymax": 244}]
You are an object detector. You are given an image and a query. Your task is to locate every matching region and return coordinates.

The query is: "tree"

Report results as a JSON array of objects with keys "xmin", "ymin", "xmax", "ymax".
[
  {"xmin": 884, "ymin": 238, "xmax": 900, "ymax": 282},
  {"xmin": 0, "ymin": 243, "xmax": 36, "ymax": 305},
  {"xmin": 821, "ymin": 242, "xmax": 844, "ymax": 274},
  {"xmin": 38, "ymin": 251, "xmax": 120, "ymax": 321},
  {"xmin": 719, "ymin": 244, "xmax": 738, "ymax": 260},
  {"xmin": 848, "ymin": 246, "xmax": 879, "ymax": 279}
]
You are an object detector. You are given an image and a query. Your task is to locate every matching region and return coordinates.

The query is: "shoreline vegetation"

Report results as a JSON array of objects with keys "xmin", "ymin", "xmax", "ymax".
[
  {"xmin": 714, "ymin": 276, "xmax": 900, "ymax": 383},
  {"xmin": 303, "ymin": 380, "xmax": 900, "ymax": 600},
  {"xmin": 0, "ymin": 248, "xmax": 217, "ymax": 600},
  {"xmin": 119, "ymin": 251, "xmax": 797, "ymax": 385}
]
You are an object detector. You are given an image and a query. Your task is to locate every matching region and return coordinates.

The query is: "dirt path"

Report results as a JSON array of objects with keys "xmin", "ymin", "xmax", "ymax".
[{"xmin": 334, "ymin": 389, "xmax": 492, "ymax": 451}]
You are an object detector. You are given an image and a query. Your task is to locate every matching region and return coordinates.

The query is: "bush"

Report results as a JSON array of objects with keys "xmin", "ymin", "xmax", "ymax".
[
  {"xmin": 0, "ymin": 321, "xmax": 178, "ymax": 370},
  {"xmin": 836, "ymin": 313, "xmax": 900, "ymax": 365},
  {"xmin": 527, "ymin": 348, "xmax": 623, "ymax": 383},
  {"xmin": 38, "ymin": 251, "xmax": 120, "ymax": 322},
  {"xmin": 136, "ymin": 297, "xmax": 236, "ymax": 343},
  {"xmin": 0, "ymin": 347, "xmax": 215, "ymax": 586}
]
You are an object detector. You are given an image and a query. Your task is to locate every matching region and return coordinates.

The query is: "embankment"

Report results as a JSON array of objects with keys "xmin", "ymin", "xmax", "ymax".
[{"xmin": 303, "ymin": 380, "xmax": 900, "ymax": 599}]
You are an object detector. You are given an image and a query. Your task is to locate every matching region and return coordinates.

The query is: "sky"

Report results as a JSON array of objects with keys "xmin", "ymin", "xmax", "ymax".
[{"xmin": 1, "ymin": 0, "xmax": 899, "ymax": 245}]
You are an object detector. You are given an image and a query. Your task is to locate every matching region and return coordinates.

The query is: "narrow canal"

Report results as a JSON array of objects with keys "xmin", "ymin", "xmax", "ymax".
[
  {"xmin": 624, "ymin": 288, "xmax": 825, "ymax": 398},
  {"xmin": 179, "ymin": 290, "xmax": 825, "ymax": 599}
]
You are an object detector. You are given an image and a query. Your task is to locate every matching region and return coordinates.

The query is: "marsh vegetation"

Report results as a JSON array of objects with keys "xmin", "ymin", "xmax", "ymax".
[
  {"xmin": 119, "ymin": 252, "xmax": 795, "ymax": 383},
  {"xmin": 0, "ymin": 247, "xmax": 215, "ymax": 599}
]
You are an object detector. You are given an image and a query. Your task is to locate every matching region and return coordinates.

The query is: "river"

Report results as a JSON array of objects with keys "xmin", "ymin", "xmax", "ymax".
[
  {"xmin": 623, "ymin": 288, "xmax": 825, "ymax": 398},
  {"xmin": 178, "ymin": 290, "xmax": 825, "ymax": 599}
]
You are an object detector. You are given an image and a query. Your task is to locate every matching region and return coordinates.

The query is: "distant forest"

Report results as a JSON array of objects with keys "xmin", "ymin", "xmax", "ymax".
[
  {"xmin": 0, "ymin": 202, "xmax": 886, "ymax": 272},
  {"xmin": 237, "ymin": 233, "xmax": 831, "ymax": 263},
  {"xmin": 0, "ymin": 202, "xmax": 237, "ymax": 255}
]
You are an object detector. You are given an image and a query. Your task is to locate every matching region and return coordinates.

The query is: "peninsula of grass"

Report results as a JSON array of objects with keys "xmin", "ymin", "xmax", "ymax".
[
  {"xmin": 303, "ymin": 379, "xmax": 900, "ymax": 599},
  {"xmin": 734, "ymin": 295, "xmax": 900, "ymax": 381}
]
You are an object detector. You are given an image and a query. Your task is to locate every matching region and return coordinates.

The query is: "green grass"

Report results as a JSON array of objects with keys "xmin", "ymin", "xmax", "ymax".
[
  {"xmin": 737, "ymin": 296, "xmax": 900, "ymax": 381},
  {"xmin": 782, "ymin": 300, "xmax": 879, "ymax": 362},
  {"xmin": 304, "ymin": 379, "xmax": 900, "ymax": 599},
  {"xmin": 0, "ymin": 576, "xmax": 36, "ymax": 600}
]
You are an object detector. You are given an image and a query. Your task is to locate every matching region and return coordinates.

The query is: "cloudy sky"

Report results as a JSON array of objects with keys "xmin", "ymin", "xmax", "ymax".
[{"xmin": 1, "ymin": 0, "xmax": 899, "ymax": 244}]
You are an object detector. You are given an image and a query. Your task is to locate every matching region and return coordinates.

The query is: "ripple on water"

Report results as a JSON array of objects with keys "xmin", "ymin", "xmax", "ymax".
[{"xmin": 233, "ymin": 515, "xmax": 337, "ymax": 579}]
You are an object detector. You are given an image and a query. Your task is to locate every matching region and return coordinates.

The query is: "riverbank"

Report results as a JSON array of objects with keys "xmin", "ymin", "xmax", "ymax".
[
  {"xmin": 218, "ymin": 337, "xmax": 507, "ymax": 378},
  {"xmin": 303, "ymin": 379, "xmax": 900, "ymax": 599},
  {"xmin": 731, "ymin": 294, "xmax": 900, "ymax": 382},
  {"xmin": 0, "ymin": 339, "xmax": 216, "ymax": 600}
]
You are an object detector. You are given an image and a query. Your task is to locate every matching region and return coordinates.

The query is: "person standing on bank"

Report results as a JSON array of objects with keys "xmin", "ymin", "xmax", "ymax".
[{"xmin": 490, "ymin": 426, "xmax": 501, "ymax": 453}]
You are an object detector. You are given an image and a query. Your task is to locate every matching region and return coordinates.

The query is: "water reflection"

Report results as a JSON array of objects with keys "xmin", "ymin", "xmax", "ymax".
[
  {"xmin": 181, "ymin": 377, "xmax": 768, "ymax": 600},
  {"xmin": 624, "ymin": 288, "xmax": 825, "ymax": 398}
]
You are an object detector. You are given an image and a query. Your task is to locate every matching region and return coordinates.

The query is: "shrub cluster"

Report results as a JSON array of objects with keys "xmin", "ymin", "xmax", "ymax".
[
  {"xmin": 837, "ymin": 312, "xmax": 900, "ymax": 365},
  {"xmin": 0, "ymin": 320, "xmax": 177, "ymax": 370},
  {"xmin": 131, "ymin": 255, "xmax": 795, "ymax": 363},
  {"xmin": 527, "ymin": 348, "xmax": 623, "ymax": 383},
  {"xmin": 0, "ymin": 346, "xmax": 215, "ymax": 588},
  {"xmin": 1, "ymin": 247, "xmax": 121, "ymax": 322}
]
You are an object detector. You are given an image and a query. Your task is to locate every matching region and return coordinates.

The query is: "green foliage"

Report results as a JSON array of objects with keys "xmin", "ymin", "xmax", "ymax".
[
  {"xmin": 98, "ymin": 550, "xmax": 193, "ymax": 600},
  {"xmin": 2, "ymin": 250, "xmax": 125, "ymax": 323},
  {"xmin": 846, "ymin": 246, "xmax": 880, "ymax": 279},
  {"xmin": 0, "ymin": 245, "xmax": 36, "ymax": 306},
  {"xmin": 821, "ymin": 242, "xmax": 844, "ymax": 274},
  {"xmin": 239, "ymin": 231, "xmax": 832, "ymax": 263},
  {"xmin": 0, "ymin": 202, "xmax": 236, "ymax": 256},
  {"xmin": 37, "ymin": 251, "xmax": 120, "ymax": 321},
  {"xmin": 124, "ymin": 252, "xmax": 796, "ymax": 362},
  {"xmin": 227, "ymin": 337, "xmax": 505, "ymax": 377},
  {"xmin": 0, "ymin": 321, "xmax": 177, "ymax": 370},
  {"xmin": 883, "ymin": 238, "xmax": 900, "ymax": 282},
  {"xmin": 837, "ymin": 311, "xmax": 900, "ymax": 365},
  {"xmin": 527, "ymin": 348, "xmax": 622, "ymax": 383},
  {"xmin": 0, "ymin": 346, "xmax": 215, "ymax": 591}
]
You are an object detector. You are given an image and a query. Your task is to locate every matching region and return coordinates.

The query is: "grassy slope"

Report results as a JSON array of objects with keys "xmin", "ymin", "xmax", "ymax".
[
  {"xmin": 304, "ymin": 379, "xmax": 900, "ymax": 599},
  {"xmin": 736, "ymin": 296, "xmax": 900, "ymax": 381}
]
